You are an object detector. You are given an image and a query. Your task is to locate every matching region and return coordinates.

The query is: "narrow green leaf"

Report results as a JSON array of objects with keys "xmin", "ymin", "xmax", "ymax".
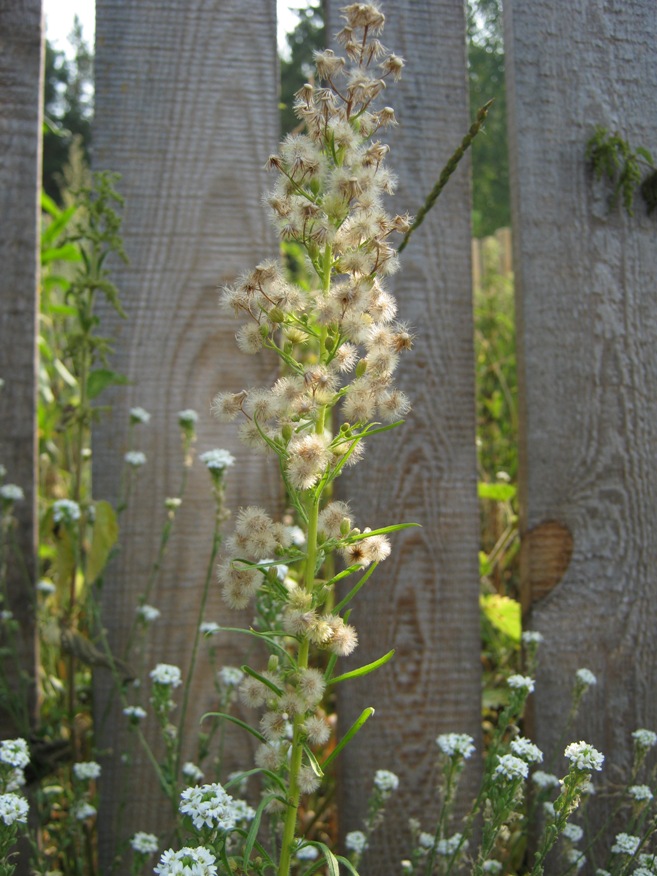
[
  {"xmin": 241, "ymin": 665, "xmax": 283, "ymax": 697},
  {"xmin": 40, "ymin": 190, "xmax": 62, "ymax": 218},
  {"xmin": 347, "ymin": 521, "xmax": 420, "ymax": 541},
  {"xmin": 333, "ymin": 563, "xmax": 378, "ymax": 614},
  {"xmin": 336, "ymin": 855, "xmax": 361, "ymax": 876},
  {"xmin": 53, "ymin": 357, "xmax": 78, "ymax": 388},
  {"xmin": 302, "ymin": 743, "xmax": 324, "ymax": 778},
  {"xmin": 224, "ymin": 767, "xmax": 287, "ymax": 795},
  {"xmin": 211, "ymin": 626, "xmax": 295, "ymax": 665},
  {"xmin": 41, "ymin": 242, "xmax": 82, "ymax": 264},
  {"xmin": 200, "ymin": 711, "xmax": 266, "ymax": 744},
  {"xmin": 322, "ymin": 707, "xmax": 375, "ymax": 770},
  {"xmin": 243, "ymin": 794, "xmax": 271, "ymax": 870},
  {"xmin": 87, "ymin": 368, "xmax": 130, "ymax": 400},
  {"xmin": 315, "ymin": 842, "xmax": 340, "ymax": 876},
  {"xmin": 328, "ymin": 650, "xmax": 395, "ymax": 686}
]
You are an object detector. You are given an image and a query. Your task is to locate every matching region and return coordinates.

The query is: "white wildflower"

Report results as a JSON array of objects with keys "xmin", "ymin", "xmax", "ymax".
[
  {"xmin": 532, "ymin": 770, "xmax": 560, "ymax": 790},
  {"xmin": 632, "ymin": 729, "xmax": 657, "ymax": 750},
  {"xmin": 345, "ymin": 830, "xmax": 368, "ymax": 855},
  {"xmin": 72, "ymin": 801, "xmax": 97, "ymax": 821},
  {"xmin": 179, "ymin": 782, "xmax": 249, "ymax": 832},
  {"xmin": 52, "ymin": 499, "xmax": 81, "ymax": 523},
  {"xmin": 177, "ymin": 409, "xmax": 199, "ymax": 426},
  {"xmin": 436, "ymin": 733, "xmax": 476, "ymax": 760},
  {"xmin": 150, "ymin": 664, "xmax": 182, "ymax": 687},
  {"xmin": 137, "ymin": 604, "xmax": 160, "ymax": 623},
  {"xmin": 295, "ymin": 844, "xmax": 319, "ymax": 861},
  {"xmin": 564, "ymin": 741, "xmax": 604, "ymax": 772},
  {"xmin": 130, "ymin": 831, "xmax": 159, "ymax": 854},
  {"xmin": 286, "ymin": 525, "xmax": 306, "ymax": 546},
  {"xmin": 522, "ymin": 630, "xmax": 544, "ymax": 645},
  {"xmin": 510, "ymin": 736, "xmax": 543, "ymax": 764},
  {"xmin": 566, "ymin": 849, "xmax": 586, "ymax": 871},
  {"xmin": 37, "ymin": 579, "xmax": 56, "ymax": 595},
  {"xmin": 73, "ymin": 761, "xmax": 101, "ymax": 781},
  {"xmin": 199, "ymin": 449, "xmax": 235, "ymax": 471},
  {"xmin": 483, "ymin": 861, "xmax": 503, "ymax": 874},
  {"xmin": 436, "ymin": 833, "xmax": 466, "ymax": 856},
  {"xmin": 124, "ymin": 450, "xmax": 147, "ymax": 467},
  {"xmin": 374, "ymin": 769, "xmax": 399, "ymax": 793},
  {"xmin": 575, "ymin": 668, "xmax": 597, "ymax": 687},
  {"xmin": 200, "ymin": 621, "xmax": 220, "ymax": 635},
  {"xmin": 155, "ymin": 847, "xmax": 217, "ymax": 876},
  {"xmin": 218, "ymin": 666, "xmax": 244, "ymax": 688},
  {"xmin": 129, "ymin": 407, "xmax": 151, "ymax": 424},
  {"xmin": 182, "ymin": 762, "xmax": 204, "ymax": 784},
  {"xmin": 0, "ymin": 484, "xmax": 24, "ymax": 502},
  {"xmin": 629, "ymin": 784, "xmax": 653, "ymax": 802},
  {"xmin": 165, "ymin": 497, "xmax": 182, "ymax": 510},
  {"xmin": 611, "ymin": 833, "xmax": 641, "ymax": 856},
  {"xmin": 0, "ymin": 738, "xmax": 30, "ymax": 769},
  {"xmin": 562, "ymin": 823, "xmax": 584, "ymax": 843},
  {"xmin": 507, "ymin": 674, "xmax": 535, "ymax": 693},
  {"xmin": 543, "ymin": 801, "xmax": 556, "ymax": 818},
  {"xmin": 123, "ymin": 705, "xmax": 147, "ymax": 722},
  {"xmin": 418, "ymin": 832, "xmax": 435, "ymax": 849},
  {"xmin": 639, "ymin": 855, "xmax": 657, "ymax": 872},
  {"xmin": 0, "ymin": 793, "xmax": 28, "ymax": 825},
  {"xmin": 494, "ymin": 754, "xmax": 529, "ymax": 781}
]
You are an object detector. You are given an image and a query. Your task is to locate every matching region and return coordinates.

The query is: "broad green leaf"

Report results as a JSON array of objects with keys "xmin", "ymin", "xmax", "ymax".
[
  {"xmin": 479, "ymin": 550, "xmax": 493, "ymax": 578},
  {"xmin": 86, "ymin": 368, "xmax": 129, "ymax": 400},
  {"xmin": 480, "ymin": 593, "xmax": 521, "ymax": 643},
  {"xmin": 41, "ymin": 242, "xmax": 81, "ymax": 264},
  {"xmin": 478, "ymin": 481, "xmax": 516, "ymax": 502},
  {"xmin": 40, "ymin": 190, "xmax": 62, "ymax": 218},
  {"xmin": 86, "ymin": 501, "xmax": 119, "ymax": 584}
]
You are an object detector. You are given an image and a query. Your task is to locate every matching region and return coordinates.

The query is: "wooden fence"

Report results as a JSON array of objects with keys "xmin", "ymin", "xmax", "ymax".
[{"xmin": 2, "ymin": 0, "xmax": 657, "ymax": 872}]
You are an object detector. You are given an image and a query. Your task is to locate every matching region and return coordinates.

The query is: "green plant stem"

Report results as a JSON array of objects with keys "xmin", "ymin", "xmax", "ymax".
[
  {"xmin": 278, "ymin": 494, "xmax": 320, "ymax": 876},
  {"xmin": 175, "ymin": 510, "xmax": 223, "ymax": 780},
  {"xmin": 398, "ymin": 99, "xmax": 494, "ymax": 254}
]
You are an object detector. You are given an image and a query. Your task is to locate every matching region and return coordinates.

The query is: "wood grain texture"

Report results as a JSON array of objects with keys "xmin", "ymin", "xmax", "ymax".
[
  {"xmin": 326, "ymin": 1, "xmax": 482, "ymax": 866},
  {"xmin": 92, "ymin": 1, "xmax": 280, "ymax": 860},
  {"xmin": 0, "ymin": 0, "xmax": 42, "ymax": 737},
  {"xmin": 506, "ymin": 0, "xmax": 657, "ymax": 804}
]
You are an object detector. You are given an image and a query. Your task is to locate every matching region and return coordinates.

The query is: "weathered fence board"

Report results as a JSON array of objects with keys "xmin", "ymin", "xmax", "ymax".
[
  {"xmin": 326, "ymin": 0, "xmax": 482, "ymax": 866},
  {"xmin": 92, "ymin": 0, "xmax": 280, "ymax": 860},
  {"xmin": 0, "ymin": 0, "xmax": 42, "ymax": 738},
  {"xmin": 506, "ymin": 0, "xmax": 657, "ymax": 799}
]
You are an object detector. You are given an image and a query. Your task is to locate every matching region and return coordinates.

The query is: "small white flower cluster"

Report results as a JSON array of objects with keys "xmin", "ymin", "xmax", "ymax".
[
  {"xmin": 178, "ymin": 409, "xmax": 198, "ymax": 427},
  {"xmin": 564, "ymin": 741, "xmax": 604, "ymax": 772},
  {"xmin": 130, "ymin": 831, "xmax": 159, "ymax": 854},
  {"xmin": 124, "ymin": 450, "xmax": 147, "ymax": 468},
  {"xmin": 345, "ymin": 830, "xmax": 368, "ymax": 855},
  {"xmin": 199, "ymin": 621, "xmax": 220, "ymax": 635},
  {"xmin": 373, "ymin": 769, "xmax": 399, "ymax": 793},
  {"xmin": 562, "ymin": 823, "xmax": 584, "ymax": 843},
  {"xmin": 150, "ymin": 663, "xmax": 182, "ymax": 688},
  {"xmin": 295, "ymin": 843, "xmax": 319, "ymax": 861},
  {"xmin": 532, "ymin": 770, "xmax": 560, "ymax": 790},
  {"xmin": 52, "ymin": 499, "xmax": 81, "ymax": 524},
  {"xmin": 199, "ymin": 449, "xmax": 235, "ymax": 471},
  {"xmin": 436, "ymin": 833, "xmax": 466, "ymax": 856},
  {"xmin": 182, "ymin": 762, "xmax": 204, "ymax": 784},
  {"xmin": 510, "ymin": 736, "xmax": 543, "ymax": 764},
  {"xmin": 521, "ymin": 630, "xmax": 544, "ymax": 645},
  {"xmin": 0, "ymin": 792, "xmax": 28, "ymax": 825},
  {"xmin": 154, "ymin": 847, "xmax": 217, "ymax": 876},
  {"xmin": 632, "ymin": 729, "xmax": 657, "ymax": 750},
  {"xmin": 137, "ymin": 604, "xmax": 161, "ymax": 623},
  {"xmin": 129, "ymin": 406, "xmax": 151, "ymax": 424},
  {"xmin": 575, "ymin": 667, "xmax": 597, "ymax": 687},
  {"xmin": 611, "ymin": 832, "xmax": 641, "ymax": 855},
  {"xmin": 0, "ymin": 484, "xmax": 24, "ymax": 502},
  {"xmin": 628, "ymin": 784, "xmax": 653, "ymax": 802},
  {"xmin": 482, "ymin": 860, "xmax": 503, "ymax": 874},
  {"xmin": 0, "ymin": 738, "xmax": 30, "ymax": 769},
  {"xmin": 218, "ymin": 666, "xmax": 244, "ymax": 688},
  {"xmin": 639, "ymin": 854, "xmax": 657, "ymax": 873},
  {"xmin": 507, "ymin": 674, "xmax": 535, "ymax": 693},
  {"xmin": 179, "ymin": 782, "xmax": 254, "ymax": 832},
  {"xmin": 494, "ymin": 753, "xmax": 529, "ymax": 781},
  {"xmin": 566, "ymin": 849, "xmax": 586, "ymax": 871},
  {"xmin": 73, "ymin": 761, "xmax": 101, "ymax": 781},
  {"xmin": 37, "ymin": 579, "xmax": 56, "ymax": 595},
  {"xmin": 72, "ymin": 801, "xmax": 97, "ymax": 821},
  {"xmin": 123, "ymin": 705, "xmax": 147, "ymax": 722},
  {"xmin": 436, "ymin": 733, "xmax": 476, "ymax": 760}
]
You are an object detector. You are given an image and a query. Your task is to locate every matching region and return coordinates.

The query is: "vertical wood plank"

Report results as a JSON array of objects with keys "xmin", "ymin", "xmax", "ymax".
[
  {"xmin": 92, "ymin": 0, "xmax": 280, "ymax": 859},
  {"xmin": 326, "ymin": 0, "xmax": 481, "ymax": 865},
  {"xmin": 0, "ymin": 0, "xmax": 42, "ymax": 737},
  {"xmin": 506, "ymin": 0, "xmax": 657, "ymax": 799}
]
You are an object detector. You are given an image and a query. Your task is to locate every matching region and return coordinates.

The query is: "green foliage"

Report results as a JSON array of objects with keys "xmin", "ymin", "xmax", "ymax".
[
  {"xmin": 43, "ymin": 20, "xmax": 93, "ymax": 203},
  {"xmin": 586, "ymin": 126, "xmax": 657, "ymax": 216},
  {"xmin": 468, "ymin": 0, "xmax": 510, "ymax": 237}
]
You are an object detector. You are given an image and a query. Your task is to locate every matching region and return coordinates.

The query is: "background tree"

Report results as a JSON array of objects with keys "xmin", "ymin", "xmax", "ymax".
[
  {"xmin": 43, "ymin": 17, "xmax": 93, "ymax": 202},
  {"xmin": 279, "ymin": 1, "xmax": 325, "ymax": 135}
]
